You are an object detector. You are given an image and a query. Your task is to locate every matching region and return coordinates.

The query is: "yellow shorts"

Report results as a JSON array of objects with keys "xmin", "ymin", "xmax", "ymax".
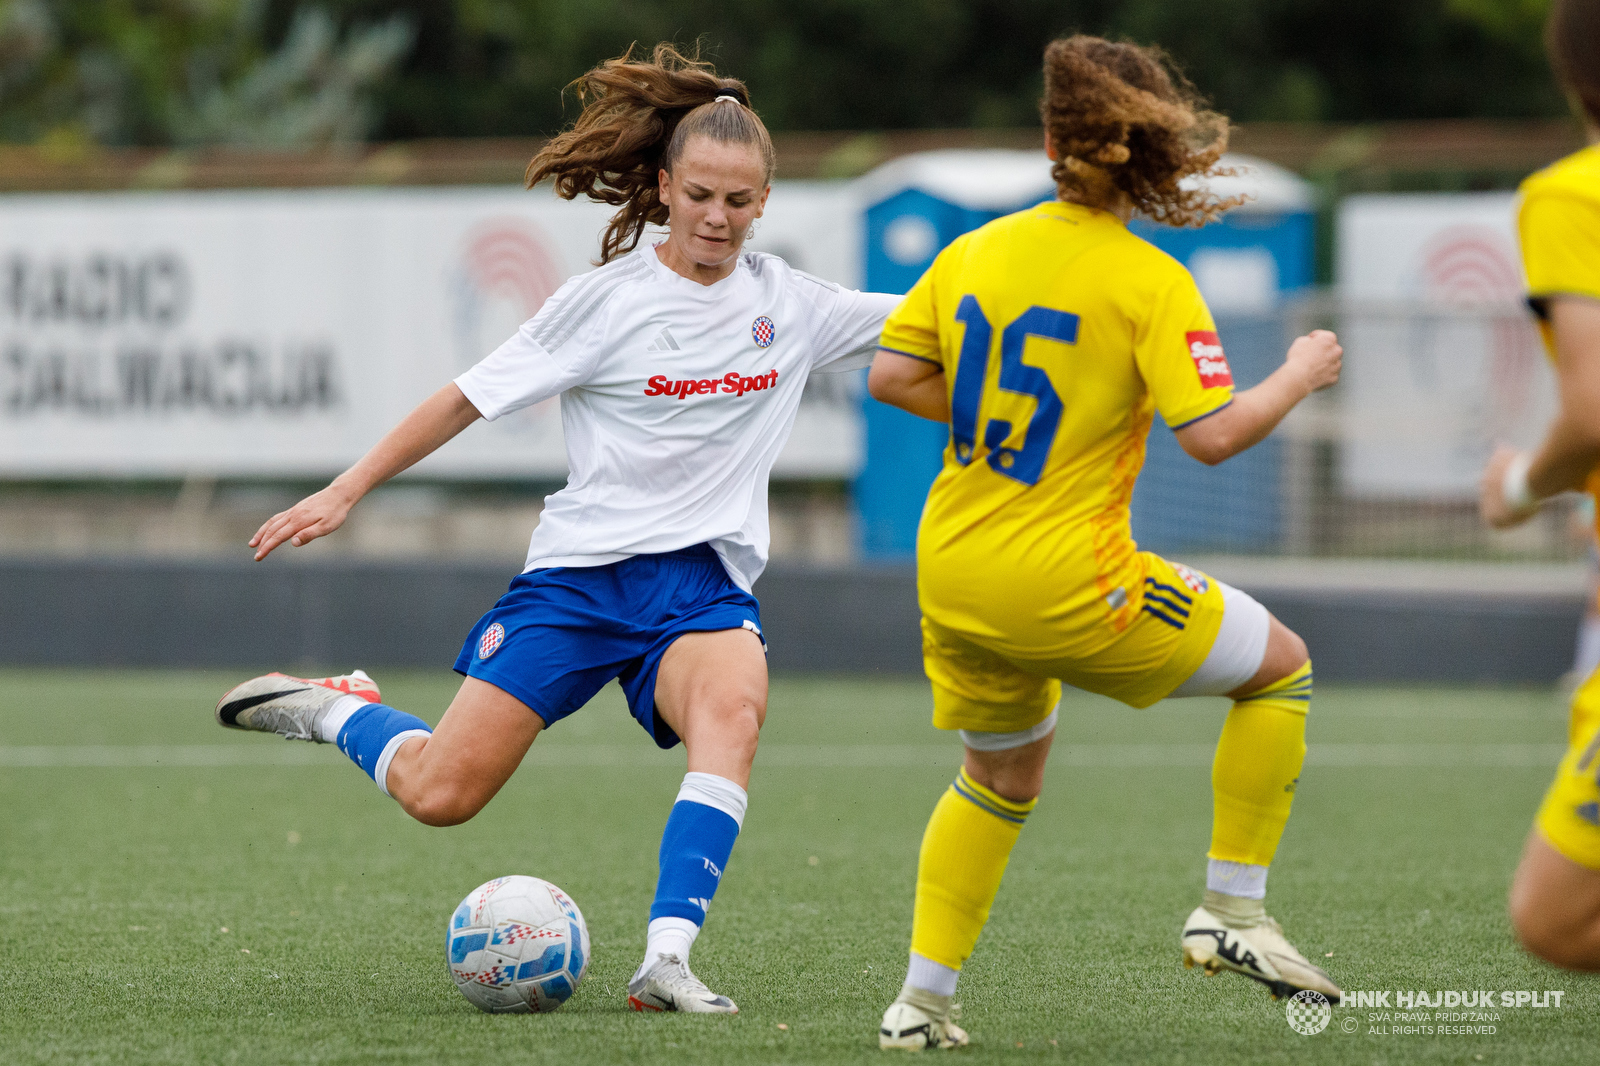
[
  {"xmin": 1534, "ymin": 669, "xmax": 1600, "ymax": 870},
  {"xmin": 923, "ymin": 554, "xmax": 1226, "ymax": 733}
]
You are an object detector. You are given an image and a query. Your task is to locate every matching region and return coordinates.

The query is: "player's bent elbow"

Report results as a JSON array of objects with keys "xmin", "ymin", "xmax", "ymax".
[
  {"xmin": 866, "ymin": 364, "xmax": 902, "ymax": 406},
  {"xmin": 1175, "ymin": 432, "xmax": 1232, "ymax": 466},
  {"xmin": 867, "ymin": 352, "xmax": 936, "ymax": 408},
  {"xmin": 1173, "ymin": 413, "xmax": 1240, "ymax": 466}
]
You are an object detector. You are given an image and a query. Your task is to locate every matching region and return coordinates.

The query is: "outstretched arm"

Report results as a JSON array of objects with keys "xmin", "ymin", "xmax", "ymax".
[
  {"xmin": 867, "ymin": 349, "xmax": 950, "ymax": 422},
  {"xmin": 250, "ymin": 383, "xmax": 483, "ymax": 560},
  {"xmin": 870, "ymin": 330, "xmax": 1341, "ymax": 460},
  {"xmin": 1174, "ymin": 330, "xmax": 1342, "ymax": 466},
  {"xmin": 1481, "ymin": 298, "xmax": 1600, "ymax": 528}
]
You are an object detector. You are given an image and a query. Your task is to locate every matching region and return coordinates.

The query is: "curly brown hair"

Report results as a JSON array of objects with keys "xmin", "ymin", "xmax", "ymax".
[
  {"xmin": 526, "ymin": 43, "xmax": 776, "ymax": 264},
  {"xmin": 1041, "ymin": 35, "xmax": 1240, "ymax": 227},
  {"xmin": 1548, "ymin": 0, "xmax": 1600, "ymax": 125}
]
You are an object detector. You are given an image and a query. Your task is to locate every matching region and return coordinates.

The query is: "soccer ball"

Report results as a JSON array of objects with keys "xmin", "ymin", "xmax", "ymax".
[{"xmin": 446, "ymin": 875, "xmax": 590, "ymax": 1013}]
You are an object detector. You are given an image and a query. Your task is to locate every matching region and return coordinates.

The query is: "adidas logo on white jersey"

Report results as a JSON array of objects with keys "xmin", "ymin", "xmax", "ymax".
[{"xmin": 646, "ymin": 326, "xmax": 681, "ymax": 352}]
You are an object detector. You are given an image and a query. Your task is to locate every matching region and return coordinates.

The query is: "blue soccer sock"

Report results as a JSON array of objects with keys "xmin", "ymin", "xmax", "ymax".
[
  {"xmin": 322, "ymin": 698, "xmax": 432, "ymax": 797},
  {"xmin": 641, "ymin": 772, "xmax": 747, "ymax": 971}
]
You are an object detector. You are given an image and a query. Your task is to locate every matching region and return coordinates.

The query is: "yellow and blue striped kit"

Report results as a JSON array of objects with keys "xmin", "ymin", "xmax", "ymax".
[
  {"xmin": 880, "ymin": 200, "xmax": 1235, "ymax": 729},
  {"xmin": 1521, "ymin": 142, "xmax": 1600, "ymax": 869}
]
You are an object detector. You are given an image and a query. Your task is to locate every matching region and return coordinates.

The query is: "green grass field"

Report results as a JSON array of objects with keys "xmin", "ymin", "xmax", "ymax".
[{"xmin": 1, "ymin": 669, "xmax": 1595, "ymax": 1064}]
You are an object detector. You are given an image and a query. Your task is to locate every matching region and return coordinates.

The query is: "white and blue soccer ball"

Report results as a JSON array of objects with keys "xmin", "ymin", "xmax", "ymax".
[{"xmin": 447, "ymin": 875, "xmax": 590, "ymax": 1013}]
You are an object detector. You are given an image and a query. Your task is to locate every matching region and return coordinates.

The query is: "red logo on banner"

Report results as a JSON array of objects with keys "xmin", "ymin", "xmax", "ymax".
[{"xmin": 1185, "ymin": 331, "xmax": 1233, "ymax": 389}]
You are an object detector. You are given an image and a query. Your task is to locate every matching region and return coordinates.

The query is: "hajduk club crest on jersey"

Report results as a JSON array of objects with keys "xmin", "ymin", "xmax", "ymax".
[
  {"xmin": 751, "ymin": 316, "xmax": 776, "ymax": 348},
  {"xmin": 478, "ymin": 622, "xmax": 506, "ymax": 659},
  {"xmin": 1171, "ymin": 563, "xmax": 1210, "ymax": 596}
]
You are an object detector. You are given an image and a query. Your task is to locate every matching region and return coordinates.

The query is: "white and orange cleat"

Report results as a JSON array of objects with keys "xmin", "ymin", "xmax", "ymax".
[{"xmin": 215, "ymin": 670, "xmax": 380, "ymax": 742}]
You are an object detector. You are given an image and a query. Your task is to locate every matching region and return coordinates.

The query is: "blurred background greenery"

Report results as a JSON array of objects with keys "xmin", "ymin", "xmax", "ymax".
[{"xmin": 0, "ymin": 0, "xmax": 1575, "ymax": 151}]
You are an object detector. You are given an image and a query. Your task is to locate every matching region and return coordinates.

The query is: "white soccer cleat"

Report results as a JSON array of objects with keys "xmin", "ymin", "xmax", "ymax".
[
  {"xmin": 1181, "ymin": 905, "xmax": 1341, "ymax": 1000},
  {"xmin": 214, "ymin": 670, "xmax": 381, "ymax": 742},
  {"xmin": 879, "ymin": 999, "xmax": 969, "ymax": 1051},
  {"xmin": 627, "ymin": 954, "xmax": 738, "ymax": 1014}
]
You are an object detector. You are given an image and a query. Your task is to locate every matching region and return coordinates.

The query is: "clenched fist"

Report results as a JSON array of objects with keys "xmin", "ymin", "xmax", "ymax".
[{"xmin": 1285, "ymin": 329, "xmax": 1342, "ymax": 394}]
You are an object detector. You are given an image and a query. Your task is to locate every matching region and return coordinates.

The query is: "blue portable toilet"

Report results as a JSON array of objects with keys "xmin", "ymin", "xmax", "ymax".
[
  {"xmin": 853, "ymin": 150, "xmax": 1315, "ymax": 559},
  {"xmin": 857, "ymin": 150, "xmax": 1055, "ymax": 558}
]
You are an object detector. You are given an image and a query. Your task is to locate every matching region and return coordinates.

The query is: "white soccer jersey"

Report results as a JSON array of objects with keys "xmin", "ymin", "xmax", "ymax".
[{"xmin": 454, "ymin": 243, "xmax": 897, "ymax": 590}]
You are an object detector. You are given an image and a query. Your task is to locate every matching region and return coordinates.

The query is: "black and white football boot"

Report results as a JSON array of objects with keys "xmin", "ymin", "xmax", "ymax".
[
  {"xmin": 1181, "ymin": 905, "xmax": 1341, "ymax": 1000},
  {"xmin": 879, "ymin": 993, "xmax": 968, "ymax": 1051}
]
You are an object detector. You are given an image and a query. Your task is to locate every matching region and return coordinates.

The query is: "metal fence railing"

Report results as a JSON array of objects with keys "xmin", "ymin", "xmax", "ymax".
[{"xmin": 1133, "ymin": 295, "xmax": 1586, "ymax": 561}]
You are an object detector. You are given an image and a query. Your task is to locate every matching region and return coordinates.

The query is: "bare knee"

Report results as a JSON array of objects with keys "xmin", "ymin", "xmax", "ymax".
[
  {"xmin": 1509, "ymin": 889, "xmax": 1558, "ymax": 965},
  {"xmin": 1232, "ymin": 617, "xmax": 1309, "ymax": 697},
  {"xmin": 671, "ymin": 688, "xmax": 766, "ymax": 786},
  {"xmin": 980, "ymin": 762, "xmax": 1045, "ymax": 803},
  {"xmin": 1509, "ymin": 835, "xmax": 1600, "ymax": 970},
  {"xmin": 965, "ymin": 732, "xmax": 1053, "ymax": 804},
  {"xmin": 709, "ymin": 695, "xmax": 764, "ymax": 757},
  {"xmin": 1278, "ymin": 626, "xmax": 1309, "ymax": 672},
  {"xmin": 1509, "ymin": 896, "xmax": 1600, "ymax": 971},
  {"xmin": 745, "ymin": 687, "xmax": 768, "ymax": 732},
  {"xmin": 399, "ymin": 785, "xmax": 487, "ymax": 828},
  {"xmin": 1510, "ymin": 887, "xmax": 1600, "ymax": 970}
]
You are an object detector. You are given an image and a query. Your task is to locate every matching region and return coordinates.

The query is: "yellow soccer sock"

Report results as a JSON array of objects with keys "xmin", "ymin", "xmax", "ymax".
[
  {"xmin": 908, "ymin": 766, "xmax": 1037, "ymax": 974},
  {"xmin": 1209, "ymin": 660, "xmax": 1311, "ymax": 869}
]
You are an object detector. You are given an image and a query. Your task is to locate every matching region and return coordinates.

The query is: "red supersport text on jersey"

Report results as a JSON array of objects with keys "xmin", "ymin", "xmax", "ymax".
[
  {"xmin": 1185, "ymin": 331, "xmax": 1233, "ymax": 389},
  {"xmin": 644, "ymin": 369, "xmax": 779, "ymax": 399}
]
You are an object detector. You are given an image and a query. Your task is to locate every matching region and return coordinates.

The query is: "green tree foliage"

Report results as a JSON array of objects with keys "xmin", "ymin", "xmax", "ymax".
[
  {"xmin": 0, "ymin": 0, "xmax": 1574, "ymax": 147},
  {"xmin": 0, "ymin": 0, "xmax": 411, "ymax": 147},
  {"xmin": 362, "ymin": 0, "xmax": 1569, "ymax": 135}
]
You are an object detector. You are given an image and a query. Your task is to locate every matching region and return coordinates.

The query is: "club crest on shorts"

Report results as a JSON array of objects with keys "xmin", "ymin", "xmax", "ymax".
[
  {"xmin": 478, "ymin": 622, "xmax": 506, "ymax": 660},
  {"xmin": 751, "ymin": 316, "xmax": 776, "ymax": 348},
  {"xmin": 1171, "ymin": 563, "xmax": 1210, "ymax": 595}
]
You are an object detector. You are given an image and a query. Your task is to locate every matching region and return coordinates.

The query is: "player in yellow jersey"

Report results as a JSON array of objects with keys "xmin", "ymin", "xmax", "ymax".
[
  {"xmin": 1478, "ymin": 0, "xmax": 1600, "ymax": 972},
  {"xmin": 867, "ymin": 36, "xmax": 1345, "ymax": 1049}
]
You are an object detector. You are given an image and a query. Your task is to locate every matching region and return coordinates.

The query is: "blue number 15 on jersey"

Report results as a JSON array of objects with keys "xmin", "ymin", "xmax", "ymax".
[{"xmin": 949, "ymin": 297, "xmax": 1080, "ymax": 487}]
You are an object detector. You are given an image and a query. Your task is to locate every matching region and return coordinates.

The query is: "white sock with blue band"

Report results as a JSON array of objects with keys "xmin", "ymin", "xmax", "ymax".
[
  {"xmin": 638, "ymin": 772, "xmax": 748, "ymax": 975},
  {"xmin": 316, "ymin": 695, "xmax": 367, "ymax": 744},
  {"xmin": 317, "ymin": 696, "xmax": 433, "ymax": 796}
]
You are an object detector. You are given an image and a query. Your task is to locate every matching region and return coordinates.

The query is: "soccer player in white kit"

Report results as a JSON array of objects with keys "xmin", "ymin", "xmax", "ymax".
[{"xmin": 212, "ymin": 44, "xmax": 898, "ymax": 1014}]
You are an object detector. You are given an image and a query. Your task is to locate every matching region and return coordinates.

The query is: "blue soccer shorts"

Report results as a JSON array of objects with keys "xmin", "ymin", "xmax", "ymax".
[{"xmin": 454, "ymin": 543, "xmax": 764, "ymax": 748}]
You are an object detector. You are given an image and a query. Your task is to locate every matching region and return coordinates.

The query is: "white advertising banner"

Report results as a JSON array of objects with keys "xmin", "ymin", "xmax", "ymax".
[
  {"xmin": 0, "ymin": 182, "xmax": 863, "ymax": 479},
  {"xmin": 1336, "ymin": 192, "xmax": 1553, "ymax": 497}
]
